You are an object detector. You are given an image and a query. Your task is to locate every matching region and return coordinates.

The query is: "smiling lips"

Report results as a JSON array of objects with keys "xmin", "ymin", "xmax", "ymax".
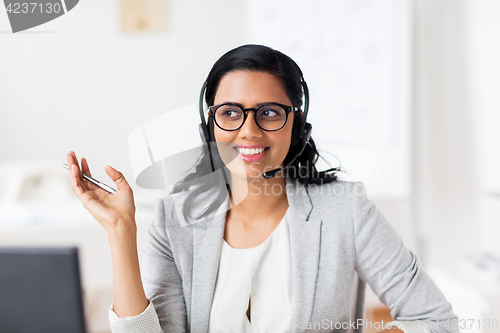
[{"xmin": 234, "ymin": 146, "xmax": 269, "ymax": 162}]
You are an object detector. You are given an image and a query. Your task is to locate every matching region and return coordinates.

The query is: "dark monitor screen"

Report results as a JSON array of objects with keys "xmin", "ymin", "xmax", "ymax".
[{"xmin": 0, "ymin": 246, "xmax": 86, "ymax": 333}]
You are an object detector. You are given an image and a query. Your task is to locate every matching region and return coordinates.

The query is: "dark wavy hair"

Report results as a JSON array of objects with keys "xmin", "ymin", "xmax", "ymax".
[{"xmin": 171, "ymin": 44, "xmax": 341, "ymax": 221}]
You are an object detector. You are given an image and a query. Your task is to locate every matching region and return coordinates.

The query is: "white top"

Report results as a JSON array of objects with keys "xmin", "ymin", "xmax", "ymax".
[{"xmin": 208, "ymin": 208, "xmax": 294, "ymax": 333}]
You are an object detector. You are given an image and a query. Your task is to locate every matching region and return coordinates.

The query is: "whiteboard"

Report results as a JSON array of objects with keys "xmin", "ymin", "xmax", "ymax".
[{"xmin": 245, "ymin": 0, "xmax": 412, "ymax": 198}]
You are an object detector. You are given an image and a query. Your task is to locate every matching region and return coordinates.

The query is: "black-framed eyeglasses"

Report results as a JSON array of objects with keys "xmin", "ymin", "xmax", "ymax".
[{"xmin": 208, "ymin": 102, "xmax": 301, "ymax": 132}]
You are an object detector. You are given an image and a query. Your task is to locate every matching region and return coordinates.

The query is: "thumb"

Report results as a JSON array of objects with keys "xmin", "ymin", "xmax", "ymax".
[{"xmin": 105, "ymin": 165, "xmax": 131, "ymax": 191}]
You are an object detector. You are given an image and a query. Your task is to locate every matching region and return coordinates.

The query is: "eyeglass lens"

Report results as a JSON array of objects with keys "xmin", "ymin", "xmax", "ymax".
[{"xmin": 214, "ymin": 104, "xmax": 287, "ymax": 131}]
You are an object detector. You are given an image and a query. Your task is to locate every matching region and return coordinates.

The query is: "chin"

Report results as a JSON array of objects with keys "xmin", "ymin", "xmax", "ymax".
[
  {"xmin": 230, "ymin": 168, "xmax": 261, "ymax": 181},
  {"xmin": 225, "ymin": 164, "xmax": 266, "ymax": 182}
]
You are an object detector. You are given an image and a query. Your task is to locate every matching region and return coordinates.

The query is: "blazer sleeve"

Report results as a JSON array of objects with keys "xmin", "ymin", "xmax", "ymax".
[
  {"xmin": 108, "ymin": 301, "xmax": 162, "ymax": 333},
  {"xmin": 107, "ymin": 197, "xmax": 187, "ymax": 333},
  {"xmin": 351, "ymin": 181, "xmax": 460, "ymax": 333},
  {"xmin": 141, "ymin": 197, "xmax": 188, "ymax": 332}
]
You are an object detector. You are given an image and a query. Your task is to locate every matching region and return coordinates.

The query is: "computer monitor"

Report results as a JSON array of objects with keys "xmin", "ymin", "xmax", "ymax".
[{"xmin": 0, "ymin": 246, "xmax": 86, "ymax": 333}]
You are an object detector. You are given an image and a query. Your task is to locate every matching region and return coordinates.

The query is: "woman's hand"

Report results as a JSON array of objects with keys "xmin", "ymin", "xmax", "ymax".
[
  {"xmin": 66, "ymin": 151, "xmax": 136, "ymax": 232},
  {"xmin": 67, "ymin": 151, "xmax": 149, "ymax": 317}
]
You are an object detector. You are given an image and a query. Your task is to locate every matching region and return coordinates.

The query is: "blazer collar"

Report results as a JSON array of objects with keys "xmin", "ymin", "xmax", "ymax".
[
  {"xmin": 183, "ymin": 176, "xmax": 320, "ymax": 333},
  {"xmin": 284, "ymin": 175, "xmax": 314, "ymax": 221}
]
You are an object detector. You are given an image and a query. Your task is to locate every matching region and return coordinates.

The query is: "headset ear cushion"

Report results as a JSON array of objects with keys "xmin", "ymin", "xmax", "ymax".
[
  {"xmin": 207, "ymin": 115, "xmax": 215, "ymax": 142},
  {"xmin": 291, "ymin": 114, "xmax": 303, "ymax": 146},
  {"xmin": 199, "ymin": 115, "xmax": 213, "ymax": 143},
  {"xmin": 302, "ymin": 122, "xmax": 312, "ymax": 142},
  {"xmin": 199, "ymin": 123, "xmax": 208, "ymax": 143}
]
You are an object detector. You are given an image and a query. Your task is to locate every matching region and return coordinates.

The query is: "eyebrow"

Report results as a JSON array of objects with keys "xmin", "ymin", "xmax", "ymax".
[
  {"xmin": 218, "ymin": 101, "xmax": 283, "ymax": 107},
  {"xmin": 256, "ymin": 102, "xmax": 282, "ymax": 107}
]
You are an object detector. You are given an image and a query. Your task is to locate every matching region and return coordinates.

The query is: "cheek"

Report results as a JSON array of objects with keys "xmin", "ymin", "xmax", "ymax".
[
  {"xmin": 272, "ymin": 128, "xmax": 293, "ymax": 156},
  {"xmin": 214, "ymin": 127, "xmax": 235, "ymax": 144},
  {"xmin": 213, "ymin": 126, "xmax": 237, "ymax": 164},
  {"xmin": 280, "ymin": 121, "xmax": 294, "ymax": 149}
]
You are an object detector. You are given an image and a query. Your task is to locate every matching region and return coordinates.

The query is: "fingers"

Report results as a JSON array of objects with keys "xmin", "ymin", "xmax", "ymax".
[
  {"xmin": 105, "ymin": 165, "xmax": 131, "ymax": 192},
  {"xmin": 69, "ymin": 159, "xmax": 84, "ymax": 197},
  {"xmin": 67, "ymin": 151, "xmax": 83, "ymax": 182},
  {"xmin": 66, "ymin": 152, "xmax": 127, "ymax": 195},
  {"xmin": 70, "ymin": 164, "xmax": 102, "ymax": 212},
  {"xmin": 66, "ymin": 151, "xmax": 78, "ymax": 174},
  {"xmin": 80, "ymin": 157, "xmax": 101, "ymax": 191},
  {"xmin": 66, "ymin": 151, "xmax": 80, "ymax": 191},
  {"xmin": 81, "ymin": 157, "xmax": 92, "ymax": 177},
  {"xmin": 66, "ymin": 152, "xmax": 95, "ymax": 193}
]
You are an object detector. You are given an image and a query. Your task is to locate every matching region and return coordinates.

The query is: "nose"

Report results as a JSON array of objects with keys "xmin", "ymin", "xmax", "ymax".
[{"xmin": 238, "ymin": 111, "xmax": 263, "ymax": 139}]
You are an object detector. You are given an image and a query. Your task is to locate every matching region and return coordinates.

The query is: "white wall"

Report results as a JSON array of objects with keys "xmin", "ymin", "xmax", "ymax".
[
  {"xmin": 463, "ymin": 0, "xmax": 500, "ymax": 256},
  {"xmin": 412, "ymin": 0, "xmax": 500, "ymax": 266},
  {"xmin": 412, "ymin": 0, "xmax": 482, "ymax": 267}
]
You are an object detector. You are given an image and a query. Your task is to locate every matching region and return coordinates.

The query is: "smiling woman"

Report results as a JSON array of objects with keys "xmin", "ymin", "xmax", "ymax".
[{"xmin": 66, "ymin": 44, "xmax": 459, "ymax": 333}]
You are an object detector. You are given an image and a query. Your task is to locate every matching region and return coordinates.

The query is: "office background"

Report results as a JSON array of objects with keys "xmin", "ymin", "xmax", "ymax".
[{"xmin": 1, "ymin": 0, "xmax": 499, "ymax": 332}]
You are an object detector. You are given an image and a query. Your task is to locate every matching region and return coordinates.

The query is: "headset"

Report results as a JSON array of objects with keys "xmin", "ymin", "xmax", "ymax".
[{"xmin": 198, "ymin": 76, "xmax": 312, "ymax": 179}]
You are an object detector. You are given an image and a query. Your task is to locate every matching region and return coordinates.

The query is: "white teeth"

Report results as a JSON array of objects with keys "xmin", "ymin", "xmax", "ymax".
[{"xmin": 236, "ymin": 147, "xmax": 266, "ymax": 155}]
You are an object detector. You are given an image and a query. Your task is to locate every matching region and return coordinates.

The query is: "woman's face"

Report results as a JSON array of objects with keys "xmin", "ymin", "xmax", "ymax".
[{"xmin": 213, "ymin": 70, "xmax": 294, "ymax": 181}]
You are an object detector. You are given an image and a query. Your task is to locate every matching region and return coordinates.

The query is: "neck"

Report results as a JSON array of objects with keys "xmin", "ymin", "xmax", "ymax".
[{"xmin": 228, "ymin": 172, "xmax": 289, "ymax": 222}]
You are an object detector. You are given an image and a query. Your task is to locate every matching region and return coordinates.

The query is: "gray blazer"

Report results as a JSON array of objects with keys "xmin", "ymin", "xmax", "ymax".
[{"xmin": 141, "ymin": 177, "xmax": 459, "ymax": 333}]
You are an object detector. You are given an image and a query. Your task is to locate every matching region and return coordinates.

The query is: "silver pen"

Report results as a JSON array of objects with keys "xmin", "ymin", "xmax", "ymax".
[{"xmin": 61, "ymin": 162, "xmax": 117, "ymax": 194}]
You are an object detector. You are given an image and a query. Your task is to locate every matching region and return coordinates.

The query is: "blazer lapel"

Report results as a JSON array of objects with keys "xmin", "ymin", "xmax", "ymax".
[
  {"xmin": 190, "ymin": 211, "xmax": 226, "ymax": 333},
  {"xmin": 285, "ymin": 177, "xmax": 322, "ymax": 331},
  {"xmin": 171, "ymin": 182, "xmax": 230, "ymax": 333}
]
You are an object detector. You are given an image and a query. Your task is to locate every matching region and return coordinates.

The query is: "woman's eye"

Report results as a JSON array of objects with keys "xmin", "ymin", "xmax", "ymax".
[
  {"xmin": 260, "ymin": 109, "xmax": 278, "ymax": 117},
  {"xmin": 222, "ymin": 109, "xmax": 240, "ymax": 117}
]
